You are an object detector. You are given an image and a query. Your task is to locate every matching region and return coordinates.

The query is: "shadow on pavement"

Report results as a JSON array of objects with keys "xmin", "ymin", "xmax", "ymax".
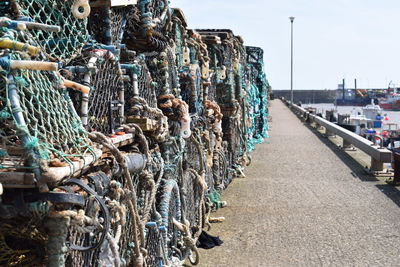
[
  {"xmin": 294, "ymin": 115, "xmax": 400, "ymax": 208},
  {"xmin": 375, "ymin": 184, "xmax": 400, "ymax": 208}
]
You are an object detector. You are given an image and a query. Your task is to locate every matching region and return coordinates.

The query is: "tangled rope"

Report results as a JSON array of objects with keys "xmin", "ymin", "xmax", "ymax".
[{"xmin": 0, "ymin": 2, "xmax": 270, "ymax": 267}]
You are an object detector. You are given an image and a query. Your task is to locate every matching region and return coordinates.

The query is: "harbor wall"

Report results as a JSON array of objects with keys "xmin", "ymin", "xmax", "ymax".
[{"xmin": 273, "ymin": 90, "xmax": 337, "ymax": 103}]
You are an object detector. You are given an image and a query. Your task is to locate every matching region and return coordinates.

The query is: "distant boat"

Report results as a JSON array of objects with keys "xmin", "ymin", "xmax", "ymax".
[
  {"xmin": 336, "ymin": 88, "xmax": 374, "ymax": 106},
  {"xmin": 379, "ymin": 93, "xmax": 400, "ymax": 110},
  {"xmin": 363, "ymin": 101, "xmax": 383, "ymax": 120},
  {"xmin": 337, "ymin": 100, "xmax": 384, "ymax": 134}
]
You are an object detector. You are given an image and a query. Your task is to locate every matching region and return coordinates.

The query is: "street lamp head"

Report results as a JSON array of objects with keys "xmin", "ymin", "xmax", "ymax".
[{"xmin": 289, "ymin": 16, "xmax": 295, "ymax": 22}]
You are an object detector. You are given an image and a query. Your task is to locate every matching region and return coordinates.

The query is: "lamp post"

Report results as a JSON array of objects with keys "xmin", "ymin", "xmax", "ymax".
[{"xmin": 289, "ymin": 16, "xmax": 295, "ymax": 106}]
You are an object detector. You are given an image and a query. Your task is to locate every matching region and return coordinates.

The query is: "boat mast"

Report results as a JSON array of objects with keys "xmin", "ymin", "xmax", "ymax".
[{"xmin": 342, "ymin": 78, "xmax": 345, "ymax": 101}]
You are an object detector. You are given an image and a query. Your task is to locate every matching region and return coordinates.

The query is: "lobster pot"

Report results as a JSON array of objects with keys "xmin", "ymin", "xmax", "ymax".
[
  {"xmin": 66, "ymin": 50, "xmax": 125, "ymax": 134},
  {"xmin": 89, "ymin": 6, "xmax": 133, "ymax": 46},
  {"xmin": 0, "ymin": 58, "xmax": 91, "ymax": 172},
  {"xmin": 11, "ymin": 0, "xmax": 91, "ymax": 63}
]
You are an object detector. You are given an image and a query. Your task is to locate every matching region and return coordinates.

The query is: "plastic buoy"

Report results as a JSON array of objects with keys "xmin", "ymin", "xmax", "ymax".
[{"xmin": 72, "ymin": 0, "xmax": 91, "ymax": 19}]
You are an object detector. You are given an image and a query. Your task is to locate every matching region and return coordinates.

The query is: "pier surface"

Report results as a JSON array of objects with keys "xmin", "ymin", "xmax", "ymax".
[{"xmin": 199, "ymin": 100, "xmax": 400, "ymax": 266}]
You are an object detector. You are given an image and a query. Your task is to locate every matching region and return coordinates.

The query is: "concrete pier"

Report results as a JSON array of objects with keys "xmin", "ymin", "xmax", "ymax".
[{"xmin": 200, "ymin": 100, "xmax": 400, "ymax": 266}]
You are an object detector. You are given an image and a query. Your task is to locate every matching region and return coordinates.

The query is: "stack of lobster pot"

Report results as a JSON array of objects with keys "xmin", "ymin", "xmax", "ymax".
[{"xmin": 0, "ymin": 0, "xmax": 270, "ymax": 266}]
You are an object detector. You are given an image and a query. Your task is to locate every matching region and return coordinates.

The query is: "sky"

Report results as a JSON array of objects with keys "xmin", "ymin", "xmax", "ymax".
[{"xmin": 172, "ymin": 0, "xmax": 400, "ymax": 90}]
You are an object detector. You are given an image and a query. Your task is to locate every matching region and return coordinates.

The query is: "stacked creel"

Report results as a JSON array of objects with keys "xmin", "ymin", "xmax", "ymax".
[{"xmin": 0, "ymin": 1, "xmax": 270, "ymax": 266}]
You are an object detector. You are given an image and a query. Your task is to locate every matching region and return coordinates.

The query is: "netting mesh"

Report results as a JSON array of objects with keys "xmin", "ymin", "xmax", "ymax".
[
  {"xmin": 171, "ymin": 14, "xmax": 186, "ymax": 68},
  {"xmin": 212, "ymin": 145, "xmax": 228, "ymax": 189},
  {"xmin": 180, "ymin": 65, "xmax": 202, "ymax": 114},
  {"xmin": 14, "ymin": 0, "xmax": 91, "ymax": 63},
  {"xmin": 0, "ymin": 60, "xmax": 91, "ymax": 168},
  {"xmin": 68, "ymin": 51, "xmax": 124, "ymax": 134},
  {"xmin": 157, "ymin": 179, "xmax": 181, "ymax": 259},
  {"xmin": 89, "ymin": 6, "xmax": 134, "ymax": 46},
  {"xmin": 181, "ymin": 169, "xmax": 202, "ymax": 229},
  {"xmin": 15, "ymin": 70, "xmax": 88, "ymax": 157},
  {"xmin": 181, "ymin": 128, "xmax": 205, "ymax": 226},
  {"xmin": 145, "ymin": 47, "xmax": 179, "ymax": 99},
  {"xmin": 222, "ymin": 116, "xmax": 245, "ymax": 163},
  {"xmin": 0, "ymin": 222, "xmax": 46, "ymax": 266},
  {"xmin": 0, "ymin": 2, "xmax": 271, "ymax": 266},
  {"xmin": 123, "ymin": 55, "xmax": 158, "ymax": 110},
  {"xmin": 145, "ymin": 225, "xmax": 161, "ymax": 267},
  {"xmin": 123, "ymin": 0, "xmax": 169, "ymax": 52},
  {"xmin": 215, "ymin": 71, "xmax": 235, "ymax": 106},
  {"xmin": 87, "ymin": 60, "xmax": 122, "ymax": 133},
  {"xmin": 166, "ymin": 48, "xmax": 179, "ymax": 94},
  {"xmin": 138, "ymin": 59, "xmax": 158, "ymax": 108},
  {"xmin": 202, "ymin": 44, "xmax": 225, "ymax": 102},
  {"xmin": 245, "ymin": 46, "xmax": 269, "ymax": 151}
]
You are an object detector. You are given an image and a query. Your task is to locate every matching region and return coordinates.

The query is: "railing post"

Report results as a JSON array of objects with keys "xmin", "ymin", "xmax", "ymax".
[
  {"xmin": 393, "ymin": 152, "xmax": 400, "ymax": 185},
  {"xmin": 287, "ymin": 101, "xmax": 392, "ymax": 174},
  {"xmin": 325, "ymin": 128, "xmax": 334, "ymax": 137},
  {"xmin": 342, "ymin": 139, "xmax": 352, "ymax": 149},
  {"xmin": 370, "ymin": 158, "xmax": 384, "ymax": 172},
  {"xmin": 305, "ymin": 113, "xmax": 310, "ymax": 123}
]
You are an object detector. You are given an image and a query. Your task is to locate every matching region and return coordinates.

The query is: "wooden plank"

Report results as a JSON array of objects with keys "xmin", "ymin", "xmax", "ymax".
[
  {"xmin": 0, "ymin": 172, "xmax": 35, "ymax": 185},
  {"xmin": 108, "ymin": 133, "xmax": 134, "ymax": 149},
  {"xmin": 3, "ymin": 184, "xmax": 36, "ymax": 189},
  {"xmin": 201, "ymin": 36, "xmax": 222, "ymax": 45},
  {"xmin": 42, "ymin": 148, "xmax": 103, "ymax": 186},
  {"xmin": 0, "ymin": 145, "xmax": 25, "ymax": 156}
]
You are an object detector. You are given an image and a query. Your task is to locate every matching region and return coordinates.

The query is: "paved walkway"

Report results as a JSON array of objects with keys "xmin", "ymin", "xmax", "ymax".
[{"xmin": 199, "ymin": 100, "xmax": 400, "ymax": 267}]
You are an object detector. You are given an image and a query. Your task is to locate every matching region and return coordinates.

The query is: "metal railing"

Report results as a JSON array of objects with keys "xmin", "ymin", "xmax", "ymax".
[{"xmin": 284, "ymin": 99, "xmax": 392, "ymax": 172}]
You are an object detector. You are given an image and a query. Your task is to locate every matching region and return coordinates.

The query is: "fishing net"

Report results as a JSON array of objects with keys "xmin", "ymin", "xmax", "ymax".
[
  {"xmin": 66, "ymin": 49, "xmax": 124, "ymax": 134},
  {"xmin": 9, "ymin": 0, "xmax": 91, "ymax": 63},
  {"xmin": 124, "ymin": 0, "xmax": 170, "ymax": 52},
  {"xmin": 200, "ymin": 44, "xmax": 225, "ymax": 102},
  {"xmin": 222, "ymin": 116, "xmax": 245, "ymax": 167},
  {"xmin": 145, "ymin": 220, "xmax": 162, "ymax": 267},
  {"xmin": 180, "ymin": 65, "xmax": 202, "ymax": 114},
  {"xmin": 181, "ymin": 169, "xmax": 203, "ymax": 232},
  {"xmin": 0, "ymin": 1, "xmax": 271, "ymax": 266},
  {"xmin": 170, "ymin": 10, "xmax": 187, "ymax": 69},
  {"xmin": 212, "ymin": 144, "xmax": 228, "ymax": 190},
  {"xmin": 245, "ymin": 46, "xmax": 269, "ymax": 151},
  {"xmin": 183, "ymin": 131, "xmax": 203, "ymax": 172},
  {"xmin": 0, "ymin": 221, "xmax": 46, "ymax": 266},
  {"xmin": 165, "ymin": 48, "xmax": 179, "ymax": 95},
  {"xmin": 0, "ymin": 56, "xmax": 92, "ymax": 173},
  {"xmin": 122, "ymin": 54, "xmax": 158, "ymax": 112},
  {"xmin": 157, "ymin": 179, "xmax": 181, "ymax": 260},
  {"xmin": 145, "ymin": 47, "xmax": 179, "ymax": 100},
  {"xmin": 215, "ymin": 71, "xmax": 236, "ymax": 111},
  {"xmin": 66, "ymin": 194, "xmax": 107, "ymax": 266},
  {"xmin": 181, "ymin": 129, "xmax": 205, "ymax": 227},
  {"xmin": 137, "ymin": 58, "xmax": 158, "ymax": 108},
  {"xmin": 89, "ymin": 6, "xmax": 133, "ymax": 46}
]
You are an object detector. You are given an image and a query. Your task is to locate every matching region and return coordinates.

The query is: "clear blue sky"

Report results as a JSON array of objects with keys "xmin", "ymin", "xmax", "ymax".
[{"xmin": 172, "ymin": 0, "xmax": 400, "ymax": 90}]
